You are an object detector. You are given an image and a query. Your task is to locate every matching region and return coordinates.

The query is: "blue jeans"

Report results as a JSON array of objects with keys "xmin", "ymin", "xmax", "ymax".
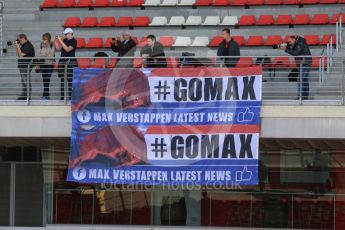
[{"xmin": 298, "ymin": 66, "xmax": 311, "ymax": 99}]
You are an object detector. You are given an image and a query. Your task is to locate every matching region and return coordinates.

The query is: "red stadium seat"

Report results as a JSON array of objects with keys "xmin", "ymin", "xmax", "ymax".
[
  {"xmin": 99, "ymin": 17, "xmax": 116, "ymax": 27},
  {"xmin": 194, "ymin": 0, "xmax": 213, "ymax": 5},
  {"xmin": 304, "ymin": 35, "xmax": 319, "ymax": 45},
  {"xmin": 301, "ymin": 0, "xmax": 319, "ymax": 4},
  {"xmin": 230, "ymin": 0, "xmax": 246, "ymax": 5},
  {"xmin": 107, "ymin": 58, "xmax": 117, "ymax": 68},
  {"xmin": 266, "ymin": 0, "xmax": 283, "ymax": 4},
  {"xmin": 283, "ymin": 0, "xmax": 301, "ymax": 4},
  {"xmin": 257, "ymin": 15, "xmax": 274, "ymax": 25},
  {"xmin": 78, "ymin": 58, "xmax": 91, "ymax": 68},
  {"xmin": 273, "ymin": 57, "xmax": 290, "ymax": 67},
  {"xmin": 80, "ymin": 17, "xmax": 98, "ymax": 27},
  {"xmin": 92, "ymin": 0, "xmax": 110, "ymax": 7},
  {"xmin": 91, "ymin": 58, "xmax": 107, "ymax": 68},
  {"xmin": 111, "ymin": 0, "xmax": 127, "ymax": 6},
  {"xmin": 76, "ymin": 0, "xmax": 93, "ymax": 7},
  {"xmin": 208, "ymin": 36, "xmax": 223, "ymax": 47},
  {"xmin": 41, "ymin": 0, "xmax": 59, "ymax": 8},
  {"xmin": 214, "ymin": 0, "xmax": 231, "ymax": 5},
  {"xmin": 284, "ymin": 35, "xmax": 295, "ymax": 43},
  {"xmin": 137, "ymin": 37, "xmax": 147, "ymax": 47},
  {"xmin": 127, "ymin": 0, "xmax": 144, "ymax": 6},
  {"xmin": 330, "ymin": 13, "xmax": 345, "ymax": 24},
  {"xmin": 245, "ymin": 36, "xmax": 264, "ymax": 46},
  {"xmin": 320, "ymin": 0, "xmax": 337, "ymax": 3},
  {"xmin": 311, "ymin": 57, "xmax": 322, "ymax": 68},
  {"xmin": 63, "ymin": 17, "xmax": 81, "ymax": 27},
  {"xmin": 131, "ymin": 36, "xmax": 139, "ymax": 44},
  {"xmin": 104, "ymin": 37, "xmax": 113, "ymax": 48},
  {"xmin": 232, "ymin": 36, "xmax": 245, "ymax": 46},
  {"xmin": 60, "ymin": 0, "xmax": 76, "ymax": 8},
  {"xmin": 247, "ymin": 0, "xmax": 265, "ymax": 5},
  {"xmin": 131, "ymin": 16, "xmax": 150, "ymax": 27},
  {"xmin": 76, "ymin": 37, "xmax": 86, "ymax": 48},
  {"xmin": 311, "ymin": 14, "xmax": 329, "ymax": 24},
  {"xmin": 276, "ymin": 14, "xmax": 293, "ymax": 25},
  {"xmin": 236, "ymin": 57, "xmax": 253, "ymax": 67},
  {"xmin": 338, "ymin": 0, "xmax": 345, "ymax": 3},
  {"xmin": 264, "ymin": 35, "xmax": 283, "ymax": 45},
  {"xmin": 159, "ymin": 36, "xmax": 174, "ymax": 47},
  {"xmin": 116, "ymin": 16, "xmax": 133, "ymax": 26},
  {"xmin": 321, "ymin": 34, "xmax": 336, "ymax": 45},
  {"xmin": 86, "ymin": 38, "xmax": 104, "ymax": 48},
  {"xmin": 238, "ymin": 15, "xmax": 256, "ymax": 26},
  {"xmin": 292, "ymin": 14, "xmax": 310, "ymax": 25}
]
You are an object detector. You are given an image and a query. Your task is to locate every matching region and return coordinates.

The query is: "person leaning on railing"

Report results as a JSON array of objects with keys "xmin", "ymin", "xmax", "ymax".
[
  {"xmin": 280, "ymin": 35, "xmax": 312, "ymax": 100},
  {"xmin": 15, "ymin": 34, "xmax": 35, "ymax": 100},
  {"xmin": 217, "ymin": 28, "xmax": 240, "ymax": 68},
  {"xmin": 55, "ymin": 28, "xmax": 77, "ymax": 101},
  {"xmin": 38, "ymin": 33, "xmax": 55, "ymax": 100}
]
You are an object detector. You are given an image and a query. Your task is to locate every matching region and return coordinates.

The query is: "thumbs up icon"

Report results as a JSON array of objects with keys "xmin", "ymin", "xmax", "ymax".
[
  {"xmin": 236, "ymin": 167, "xmax": 252, "ymax": 182},
  {"xmin": 237, "ymin": 107, "xmax": 254, "ymax": 122}
]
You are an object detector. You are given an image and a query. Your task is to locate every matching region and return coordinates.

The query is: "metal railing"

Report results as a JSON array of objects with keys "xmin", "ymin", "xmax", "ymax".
[{"xmin": 0, "ymin": 55, "xmax": 343, "ymax": 105}]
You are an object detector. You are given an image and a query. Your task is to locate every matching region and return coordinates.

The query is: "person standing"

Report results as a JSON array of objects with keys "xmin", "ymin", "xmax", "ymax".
[
  {"xmin": 217, "ymin": 28, "xmax": 240, "ymax": 68},
  {"xmin": 55, "ymin": 28, "xmax": 77, "ymax": 100},
  {"xmin": 140, "ymin": 35, "xmax": 167, "ymax": 68},
  {"xmin": 280, "ymin": 35, "xmax": 312, "ymax": 100},
  {"xmin": 15, "ymin": 34, "xmax": 35, "ymax": 100},
  {"xmin": 38, "ymin": 33, "xmax": 55, "ymax": 100},
  {"xmin": 110, "ymin": 31, "xmax": 136, "ymax": 67}
]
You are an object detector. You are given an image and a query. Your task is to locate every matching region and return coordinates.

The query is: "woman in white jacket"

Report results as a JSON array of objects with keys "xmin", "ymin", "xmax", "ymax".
[{"xmin": 38, "ymin": 33, "xmax": 55, "ymax": 100}]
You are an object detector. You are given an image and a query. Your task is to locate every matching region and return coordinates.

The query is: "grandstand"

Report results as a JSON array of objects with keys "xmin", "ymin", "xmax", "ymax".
[{"xmin": 1, "ymin": 0, "xmax": 345, "ymax": 230}]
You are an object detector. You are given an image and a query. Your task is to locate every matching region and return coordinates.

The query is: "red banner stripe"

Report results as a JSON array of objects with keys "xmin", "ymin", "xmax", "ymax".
[
  {"xmin": 146, "ymin": 125, "xmax": 260, "ymax": 134},
  {"xmin": 150, "ymin": 66, "xmax": 263, "ymax": 77}
]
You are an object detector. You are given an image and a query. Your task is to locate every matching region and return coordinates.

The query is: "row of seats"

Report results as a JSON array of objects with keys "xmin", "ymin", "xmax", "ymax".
[
  {"xmin": 41, "ymin": 0, "xmax": 144, "ymax": 9},
  {"xmin": 75, "ymin": 34, "xmax": 335, "ymax": 48},
  {"xmin": 40, "ymin": 0, "xmax": 345, "ymax": 9},
  {"xmin": 63, "ymin": 13, "xmax": 345, "ymax": 28},
  {"xmin": 76, "ymin": 56, "xmax": 325, "ymax": 69}
]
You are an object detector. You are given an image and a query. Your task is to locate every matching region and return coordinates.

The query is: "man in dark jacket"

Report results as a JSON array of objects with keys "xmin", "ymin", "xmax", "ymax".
[
  {"xmin": 15, "ymin": 34, "xmax": 35, "ymax": 100},
  {"xmin": 217, "ymin": 28, "xmax": 240, "ymax": 67},
  {"xmin": 140, "ymin": 35, "xmax": 167, "ymax": 68},
  {"xmin": 111, "ymin": 31, "xmax": 136, "ymax": 67},
  {"xmin": 281, "ymin": 35, "xmax": 312, "ymax": 100}
]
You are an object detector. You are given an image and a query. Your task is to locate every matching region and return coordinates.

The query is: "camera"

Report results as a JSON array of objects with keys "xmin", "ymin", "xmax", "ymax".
[
  {"xmin": 7, "ymin": 39, "xmax": 20, "ymax": 46},
  {"xmin": 112, "ymin": 38, "xmax": 116, "ymax": 41},
  {"xmin": 272, "ymin": 43, "xmax": 287, "ymax": 49}
]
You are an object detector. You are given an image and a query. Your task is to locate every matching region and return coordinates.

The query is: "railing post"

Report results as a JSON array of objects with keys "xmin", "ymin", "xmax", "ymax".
[
  {"xmin": 64, "ymin": 62, "xmax": 68, "ymax": 105},
  {"xmin": 299, "ymin": 63, "xmax": 303, "ymax": 105},
  {"xmin": 336, "ymin": 21, "xmax": 339, "ymax": 52},
  {"xmin": 26, "ymin": 62, "xmax": 31, "ymax": 105},
  {"xmin": 330, "ymin": 37, "xmax": 333, "ymax": 67},
  {"xmin": 340, "ymin": 15, "xmax": 342, "ymax": 45},
  {"xmin": 327, "ymin": 44, "xmax": 330, "ymax": 73},
  {"xmin": 341, "ymin": 60, "xmax": 345, "ymax": 105},
  {"xmin": 318, "ymin": 58, "xmax": 322, "ymax": 88}
]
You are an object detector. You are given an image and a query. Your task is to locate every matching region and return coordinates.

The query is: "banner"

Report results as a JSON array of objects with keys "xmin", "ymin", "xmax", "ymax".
[{"xmin": 68, "ymin": 67, "xmax": 262, "ymax": 186}]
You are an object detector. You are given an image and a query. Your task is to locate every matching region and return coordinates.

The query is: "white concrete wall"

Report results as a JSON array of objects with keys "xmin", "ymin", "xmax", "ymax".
[{"xmin": 0, "ymin": 106, "xmax": 345, "ymax": 139}]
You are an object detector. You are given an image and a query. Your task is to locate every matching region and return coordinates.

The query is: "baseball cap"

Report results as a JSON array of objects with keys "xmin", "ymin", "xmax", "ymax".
[{"xmin": 63, "ymin": 28, "xmax": 73, "ymax": 35}]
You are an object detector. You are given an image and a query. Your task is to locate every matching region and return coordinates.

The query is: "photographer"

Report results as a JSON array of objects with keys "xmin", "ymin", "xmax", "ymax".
[
  {"xmin": 217, "ymin": 28, "xmax": 240, "ymax": 67},
  {"xmin": 110, "ymin": 31, "xmax": 136, "ymax": 67},
  {"xmin": 15, "ymin": 34, "xmax": 35, "ymax": 100},
  {"xmin": 55, "ymin": 28, "xmax": 77, "ymax": 101},
  {"xmin": 38, "ymin": 33, "xmax": 55, "ymax": 100},
  {"xmin": 280, "ymin": 35, "xmax": 312, "ymax": 100}
]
